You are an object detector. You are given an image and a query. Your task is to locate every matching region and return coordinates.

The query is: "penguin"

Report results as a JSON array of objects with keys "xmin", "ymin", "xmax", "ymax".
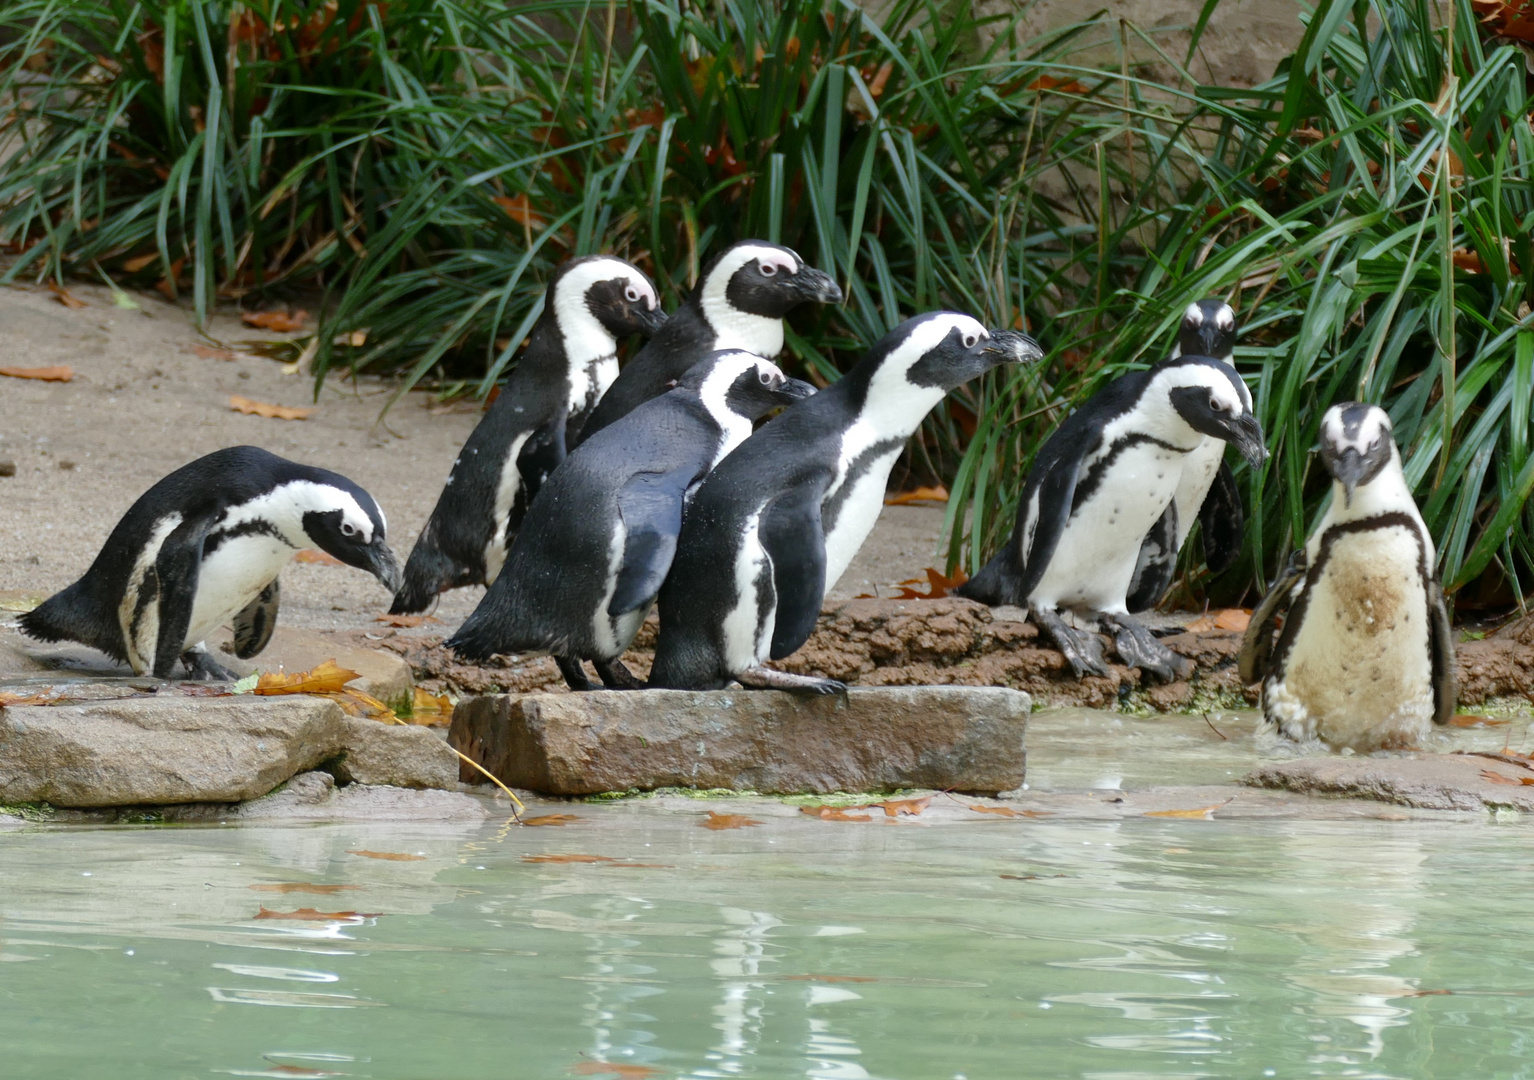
[
  {"xmin": 389, "ymin": 255, "xmax": 664, "ymax": 613},
  {"xmin": 957, "ymin": 354, "xmax": 1267, "ymax": 682},
  {"xmin": 1125, "ymin": 299, "xmax": 1245, "ymax": 611},
  {"xmin": 19, "ymin": 446, "xmax": 401, "ymax": 680},
  {"xmin": 1239, "ymin": 403, "xmax": 1456, "ymax": 752},
  {"xmin": 446, "ymin": 351, "xmax": 816, "ymax": 690},
  {"xmin": 574, "ymin": 241, "xmax": 842, "ymax": 443},
  {"xmin": 648, "ymin": 313, "xmax": 1044, "ymax": 692}
]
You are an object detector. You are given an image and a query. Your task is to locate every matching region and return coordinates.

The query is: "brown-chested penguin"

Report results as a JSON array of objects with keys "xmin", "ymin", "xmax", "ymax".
[
  {"xmin": 648, "ymin": 313, "xmax": 1043, "ymax": 692},
  {"xmin": 1125, "ymin": 299, "xmax": 1246, "ymax": 611},
  {"xmin": 446, "ymin": 351, "xmax": 816, "ymax": 690},
  {"xmin": 1239, "ymin": 403, "xmax": 1455, "ymax": 751},
  {"xmin": 390, "ymin": 256, "xmax": 663, "ymax": 613},
  {"xmin": 19, "ymin": 447, "xmax": 400, "ymax": 680},
  {"xmin": 574, "ymin": 241, "xmax": 841, "ymax": 443},
  {"xmin": 957, "ymin": 354, "xmax": 1267, "ymax": 681}
]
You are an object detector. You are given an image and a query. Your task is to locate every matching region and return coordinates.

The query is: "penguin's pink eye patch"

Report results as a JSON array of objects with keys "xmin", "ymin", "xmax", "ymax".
[{"xmin": 758, "ymin": 258, "xmax": 797, "ymax": 278}]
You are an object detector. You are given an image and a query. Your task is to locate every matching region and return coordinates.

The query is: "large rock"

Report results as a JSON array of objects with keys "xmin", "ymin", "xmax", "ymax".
[
  {"xmin": 449, "ymin": 686, "xmax": 1029, "ymax": 795},
  {"xmin": 328, "ymin": 718, "xmax": 459, "ymax": 789},
  {"xmin": 1244, "ymin": 753, "xmax": 1534, "ymax": 811},
  {"xmin": 228, "ymin": 627, "xmax": 414, "ymax": 709},
  {"xmin": 0, "ymin": 695, "xmax": 347, "ymax": 807}
]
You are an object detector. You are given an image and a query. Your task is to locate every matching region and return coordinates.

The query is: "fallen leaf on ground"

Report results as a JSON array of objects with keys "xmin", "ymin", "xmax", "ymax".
[
  {"xmin": 783, "ymin": 974, "xmax": 878, "ymax": 983},
  {"xmin": 522, "ymin": 814, "xmax": 584, "ymax": 827},
  {"xmin": 569, "ymin": 1063, "xmax": 663, "ymax": 1078},
  {"xmin": 319, "ymin": 686, "xmax": 396, "ymax": 721},
  {"xmin": 408, "ymin": 686, "xmax": 453, "ymax": 726},
  {"xmin": 0, "ymin": 691, "xmax": 58, "ymax": 707},
  {"xmin": 242, "ymin": 309, "xmax": 309, "ymax": 332},
  {"xmin": 347, "ymin": 849, "xmax": 425, "ymax": 861},
  {"xmin": 893, "ymin": 567, "xmax": 969, "ymax": 600},
  {"xmin": 185, "ymin": 343, "xmax": 237, "ymax": 361},
  {"xmin": 968, "ymin": 805, "xmax": 1053, "ymax": 818},
  {"xmin": 1185, "ymin": 608, "xmax": 1252, "ymax": 633},
  {"xmin": 230, "ymin": 394, "xmax": 312, "ymax": 421},
  {"xmin": 1026, "ymin": 73, "xmax": 1089, "ymax": 93},
  {"xmin": 799, "ymin": 805, "xmax": 872, "ymax": 822},
  {"xmin": 254, "ymin": 907, "xmax": 381, "ymax": 921},
  {"xmin": 493, "ymin": 193, "xmax": 546, "ymax": 229},
  {"xmin": 249, "ymin": 883, "xmax": 361, "ymax": 894},
  {"xmin": 376, "ymin": 613, "xmax": 440, "ymax": 627},
  {"xmin": 1451, "ymin": 715, "xmax": 1509, "ymax": 727},
  {"xmin": 701, "ymin": 811, "xmax": 763, "ymax": 830},
  {"xmin": 0, "ymin": 365, "xmax": 73, "ymax": 382},
  {"xmin": 884, "ymin": 485, "xmax": 948, "ymax": 506},
  {"xmin": 872, "ymin": 796, "xmax": 930, "ymax": 817},
  {"xmin": 47, "ymin": 282, "xmax": 87, "ymax": 308},
  {"xmin": 1143, "ymin": 801, "xmax": 1230, "ymax": 819},
  {"xmin": 252, "ymin": 660, "xmax": 360, "ymax": 696},
  {"xmin": 1479, "ymin": 769, "xmax": 1534, "ymax": 786},
  {"xmin": 294, "ymin": 549, "xmax": 345, "ymax": 566},
  {"xmin": 0, "ymin": 592, "xmax": 45, "ymax": 612},
  {"xmin": 177, "ymin": 684, "xmax": 231, "ymax": 698}
]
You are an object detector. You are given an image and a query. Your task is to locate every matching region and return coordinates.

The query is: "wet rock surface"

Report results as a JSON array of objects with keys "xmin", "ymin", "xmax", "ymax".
[
  {"xmin": 1244, "ymin": 752, "xmax": 1534, "ymax": 811},
  {"xmin": 327, "ymin": 717, "xmax": 459, "ymax": 790},
  {"xmin": 450, "ymin": 686, "xmax": 1030, "ymax": 796}
]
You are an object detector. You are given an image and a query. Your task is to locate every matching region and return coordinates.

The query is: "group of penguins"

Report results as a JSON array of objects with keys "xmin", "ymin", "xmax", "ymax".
[{"xmin": 19, "ymin": 240, "xmax": 1458, "ymax": 753}]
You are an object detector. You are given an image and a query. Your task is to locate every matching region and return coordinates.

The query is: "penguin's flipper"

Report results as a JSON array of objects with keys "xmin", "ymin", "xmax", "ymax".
[
  {"xmin": 1199, "ymin": 459, "xmax": 1245, "ymax": 574},
  {"xmin": 232, "ymin": 579, "xmax": 281, "ymax": 659},
  {"xmin": 1428, "ymin": 579, "xmax": 1458, "ymax": 726},
  {"xmin": 1238, "ymin": 550, "xmax": 1307, "ymax": 685},
  {"xmin": 961, "ymin": 454, "xmax": 1082, "ymax": 607},
  {"xmin": 761, "ymin": 486, "xmax": 827, "ymax": 660},
  {"xmin": 150, "ymin": 515, "xmax": 215, "ymax": 679},
  {"xmin": 1125, "ymin": 505, "xmax": 1179, "ymax": 613},
  {"xmin": 609, "ymin": 471, "xmax": 691, "ymax": 616}
]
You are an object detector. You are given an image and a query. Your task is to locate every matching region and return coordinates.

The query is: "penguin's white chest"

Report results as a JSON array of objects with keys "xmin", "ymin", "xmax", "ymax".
[
  {"xmin": 1172, "ymin": 437, "xmax": 1224, "ymax": 547},
  {"xmin": 185, "ymin": 534, "xmax": 297, "ymax": 648},
  {"xmin": 823, "ymin": 447, "xmax": 902, "ymax": 590},
  {"xmin": 1032, "ymin": 441, "xmax": 1188, "ymax": 612},
  {"xmin": 569, "ymin": 354, "xmax": 620, "ymax": 423},
  {"xmin": 720, "ymin": 511, "xmax": 772, "ymax": 671},
  {"xmin": 1265, "ymin": 525, "xmax": 1434, "ymax": 752}
]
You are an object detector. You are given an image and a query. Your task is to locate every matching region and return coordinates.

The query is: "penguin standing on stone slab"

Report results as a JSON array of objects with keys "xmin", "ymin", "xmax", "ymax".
[
  {"xmin": 1239, "ymin": 403, "xmax": 1456, "ymax": 752},
  {"xmin": 446, "ymin": 351, "xmax": 816, "ymax": 691},
  {"xmin": 1125, "ymin": 299, "xmax": 1246, "ymax": 612},
  {"xmin": 648, "ymin": 313, "xmax": 1043, "ymax": 693},
  {"xmin": 957, "ymin": 354, "xmax": 1267, "ymax": 682},
  {"xmin": 574, "ymin": 240, "xmax": 842, "ymax": 443},
  {"xmin": 390, "ymin": 255, "xmax": 664, "ymax": 614},
  {"xmin": 19, "ymin": 447, "xmax": 401, "ymax": 680}
]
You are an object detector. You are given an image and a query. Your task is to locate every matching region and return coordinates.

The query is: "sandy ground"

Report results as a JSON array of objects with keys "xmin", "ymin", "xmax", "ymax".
[{"xmin": 0, "ymin": 279, "xmax": 950, "ymax": 644}]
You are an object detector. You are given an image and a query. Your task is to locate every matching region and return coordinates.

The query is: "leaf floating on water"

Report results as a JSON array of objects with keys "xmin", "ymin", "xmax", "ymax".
[
  {"xmin": 253, "ymin": 660, "xmax": 360, "ymax": 696},
  {"xmin": 799, "ymin": 806, "xmax": 872, "ymax": 822},
  {"xmin": 253, "ymin": 907, "xmax": 381, "ymax": 922},
  {"xmin": 1451, "ymin": 714, "xmax": 1510, "ymax": 727},
  {"xmin": 0, "ymin": 365, "xmax": 73, "ymax": 382},
  {"xmin": 1000, "ymin": 873, "xmax": 1068, "ymax": 881},
  {"xmin": 523, "ymin": 814, "xmax": 584, "ymax": 827},
  {"xmin": 407, "ymin": 686, "xmax": 453, "ymax": 726},
  {"xmin": 231, "ymin": 394, "xmax": 312, "ymax": 421},
  {"xmin": 294, "ymin": 549, "xmax": 345, "ymax": 566},
  {"xmin": 701, "ymin": 811, "xmax": 763, "ymax": 830},
  {"xmin": 1143, "ymin": 800, "xmax": 1230, "ymax": 819},
  {"xmin": 783, "ymin": 974, "xmax": 878, "ymax": 983},
  {"xmin": 872, "ymin": 796, "xmax": 930, "ymax": 817},
  {"xmin": 884, "ymin": 485, "xmax": 948, "ymax": 506},
  {"xmin": 569, "ymin": 1062, "xmax": 665, "ymax": 1078},
  {"xmin": 346, "ymin": 849, "xmax": 425, "ymax": 861},
  {"xmin": 242, "ymin": 309, "xmax": 309, "ymax": 332},
  {"xmin": 376, "ymin": 613, "xmax": 440, "ymax": 627},
  {"xmin": 521, "ymin": 853, "xmax": 672, "ymax": 867},
  {"xmin": 249, "ymin": 883, "xmax": 361, "ymax": 894},
  {"xmin": 968, "ymin": 804, "xmax": 1053, "ymax": 818},
  {"xmin": 47, "ymin": 282, "xmax": 88, "ymax": 308}
]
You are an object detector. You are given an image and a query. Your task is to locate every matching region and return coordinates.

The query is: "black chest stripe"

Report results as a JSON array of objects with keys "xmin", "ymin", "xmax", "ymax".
[
  {"xmin": 822, "ymin": 437, "xmax": 904, "ymax": 536},
  {"xmin": 1072, "ymin": 433, "xmax": 1192, "ymax": 512},
  {"xmin": 204, "ymin": 519, "xmax": 294, "ymax": 557}
]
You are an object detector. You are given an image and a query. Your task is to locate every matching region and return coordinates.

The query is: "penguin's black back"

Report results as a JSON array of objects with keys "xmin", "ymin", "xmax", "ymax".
[{"xmin": 575, "ymin": 301, "xmax": 714, "ymax": 443}]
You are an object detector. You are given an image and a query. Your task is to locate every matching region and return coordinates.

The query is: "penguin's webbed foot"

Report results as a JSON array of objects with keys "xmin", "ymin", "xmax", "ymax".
[
  {"xmin": 1100, "ymin": 613, "xmax": 1192, "ymax": 684},
  {"xmin": 736, "ymin": 666, "xmax": 847, "ymax": 696},
  {"xmin": 593, "ymin": 658, "xmax": 643, "ymax": 690},
  {"xmin": 1032, "ymin": 609, "xmax": 1109, "ymax": 679},
  {"xmin": 181, "ymin": 647, "xmax": 238, "ymax": 682},
  {"xmin": 555, "ymin": 655, "xmax": 597, "ymax": 692}
]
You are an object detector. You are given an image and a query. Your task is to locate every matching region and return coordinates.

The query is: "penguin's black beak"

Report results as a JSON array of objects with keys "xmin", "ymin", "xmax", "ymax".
[
  {"xmin": 362, "ymin": 540, "xmax": 403, "ymax": 595},
  {"xmin": 771, "ymin": 377, "xmax": 818, "ymax": 405},
  {"xmin": 1225, "ymin": 413, "xmax": 1268, "ymax": 470},
  {"xmin": 635, "ymin": 303, "xmax": 667, "ymax": 334},
  {"xmin": 792, "ymin": 267, "xmax": 844, "ymax": 305},
  {"xmin": 1196, "ymin": 324, "xmax": 1228, "ymax": 357},
  {"xmin": 1331, "ymin": 447, "xmax": 1369, "ymax": 508},
  {"xmin": 982, "ymin": 330, "xmax": 1045, "ymax": 364}
]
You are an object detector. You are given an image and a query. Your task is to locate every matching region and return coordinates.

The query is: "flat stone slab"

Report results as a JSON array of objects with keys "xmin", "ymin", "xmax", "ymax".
[
  {"xmin": 449, "ymin": 686, "xmax": 1028, "ymax": 796},
  {"xmin": 1244, "ymin": 753, "xmax": 1534, "ymax": 811},
  {"xmin": 0, "ymin": 695, "xmax": 348, "ymax": 807},
  {"xmin": 328, "ymin": 718, "xmax": 459, "ymax": 790}
]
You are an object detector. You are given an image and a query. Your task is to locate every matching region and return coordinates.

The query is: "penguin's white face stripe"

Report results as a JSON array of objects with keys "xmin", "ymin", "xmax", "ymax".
[
  {"xmin": 697, "ymin": 350, "xmax": 787, "ymax": 431},
  {"xmin": 222, "ymin": 481, "xmax": 376, "ymax": 548},
  {"xmin": 699, "ymin": 245, "xmax": 796, "ymax": 356},
  {"xmin": 1183, "ymin": 302, "xmax": 1204, "ymax": 326},
  {"xmin": 1213, "ymin": 304, "xmax": 1236, "ymax": 331},
  {"xmin": 553, "ymin": 258, "xmax": 652, "ymax": 368},
  {"xmin": 861, "ymin": 313, "xmax": 987, "ymax": 430},
  {"xmin": 1321, "ymin": 403, "xmax": 1392, "ymax": 456}
]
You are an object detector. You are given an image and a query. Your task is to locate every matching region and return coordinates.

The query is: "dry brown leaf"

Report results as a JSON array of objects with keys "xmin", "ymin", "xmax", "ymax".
[
  {"xmin": 783, "ymin": 974, "xmax": 878, "ymax": 983},
  {"xmin": 892, "ymin": 567, "xmax": 969, "ymax": 600},
  {"xmin": 121, "ymin": 252, "xmax": 159, "ymax": 273},
  {"xmin": 1185, "ymin": 608, "xmax": 1252, "ymax": 633},
  {"xmin": 249, "ymin": 883, "xmax": 361, "ymax": 894},
  {"xmin": 376, "ymin": 613, "xmax": 440, "ymax": 628},
  {"xmin": 1144, "ymin": 800, "xmax": 1230, "ymax": 819},
  {"xmin": 521, "ymin": 853, "xmax": 672, "ymax": 867},
  {"xmin": 0, "ymin": 691, "xmax": 58, "ymax": 707},
  {"xmin": 347, "ymin": 849, "xmax": 425, "ymax": 861},
  {"xmin": 293, "ymin": 549, "xmax": 345, "ymax": 566},
  {"xmin": 242, "ymin": 309, "xmax": 309, "ymax": 332},
  {"xmin": 252, "ymin": 659, "xmax": 360, "ymax": 696},
  {"xmin": 319, "ymin": 686, "xmax": 396, "ymax": 721},
  {"xmin": 872, "ymin": 796, "xmax": 930, "ymax": 817},
  {"xmin": 230, "ymin": 394, "xmax": 312, "ymax": 421},
  {"xmin": 701, "ymin": 811, "xmax": 764, "ymax": 830},
  {"xmin": 968, "ymin": 804, "xmax": 1053, "ymax": 818},
  {"xmin": 569, "ymin": 1063, "xmax": 664, "ymax": 1079},
  {"xmin": 47, "ymin": 282, "xmax": 87, "ymax": 308},
  {"xmin": 799, "ymin": 805, "xmax": 872, "ymax": 822},
  {"xmin": 523, "ymin": 814, "xmax": 584, "ymax": 827},
  {"xmin": 884, "ymin": 485, "xmax": 949, "ymax": 506},
  {"xmin": 1000, "ymin": 873, "xmax": 1068, "ymax": 881},
  {"xmin": 407, "ymin": 686, "xmax": 453, "ymax": 726},
  {"xmin": 186, "ymin": 343, "xmax": 237, "ymax": 361},
  {"xmin": 1450, "ymin": 714, "xmax": 1510, "ymax": 727},
  {"xmin": 1480, "ymin": 769, "xmax": 1524, "ymax": 785},
  {"xmin": 0, "ymin": 365, "xmax": 73, "ymax": 382},
  {"xmin": 493, "ymin": 193, "xmax": 546, "ymax": 229},
  {"xmin": 254, "ymin": 906, "xmax": 381, "ymax": 921},
  {"xmin": 1026, "ymin": 74, "xmax": 1088, "ymax": 93}
]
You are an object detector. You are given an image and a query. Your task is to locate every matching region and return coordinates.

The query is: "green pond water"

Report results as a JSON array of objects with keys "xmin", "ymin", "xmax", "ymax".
[{"xmin": 4, "ymin": 710, "xmax": 1534, "ymax": 1079}]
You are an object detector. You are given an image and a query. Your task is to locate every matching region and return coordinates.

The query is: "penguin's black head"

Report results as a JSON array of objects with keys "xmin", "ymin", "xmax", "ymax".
[
  {"xmin": 1320, "ymin": 401, "xmax": 1395, "ymax": 507},
  {"xmin": 1177, "ymin": 299, "xmax": 1237, "ymax": 361},
  {"xmin": 1163, "ymin": 356, "xmax": 1268, "ymax": 468},
  {"xmin": 297, "ymin": 476, "xmax": 403, "ymax": 594},
  {"xmin": 700, "ymin": 241, "xmax": 844, "ymax": 322},
  {"xmin": 551, "ymin": 255, "xmax": 665, "ymax": 339},
  {"xmin": 894, "ymin": 313, "xmax": 1044, "ymax": 391},
  {"xmin": 683, "ymin": 349, "xmax": 816, "ymax": 422}
]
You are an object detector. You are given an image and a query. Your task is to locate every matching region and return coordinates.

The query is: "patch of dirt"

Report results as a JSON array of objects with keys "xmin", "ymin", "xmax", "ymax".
[{"xmin": 1455, "ymin": 615, "xmax": 1534, "ymax": 705}]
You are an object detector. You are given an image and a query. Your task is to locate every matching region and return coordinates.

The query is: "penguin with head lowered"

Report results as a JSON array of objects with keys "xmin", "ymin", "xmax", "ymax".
[
  {"xmin": 648, "ymin": 313, "xmax": 1043, "ymax": 693},
  {"xmin": 1125, "ymin": 299, "xmax": 1246, "ymax": 612},
  {"xmin": 389, "ymin": 255, "xmax": 663, "ymax": 614},
  {"xmin": 957, "ymin": 354, "xmax": 1267, "ymax": 681},
  {"xmin": 446, "ymin": 351, "xmax": 816, "ymax": 690},
  {"xmin": 1239, "ymin": 403, "xmax": 1455, "ymax": 752},
  {"xmin": 20, "ymin": 447, "xmax": 400, "ymax": 679},
  {"xmin": 574, "ymin": 241, "xmax": 842, "ymax": 443}
]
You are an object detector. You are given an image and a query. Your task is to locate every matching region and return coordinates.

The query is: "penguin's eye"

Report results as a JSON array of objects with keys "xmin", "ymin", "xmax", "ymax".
[
  {"xmin": 962, "ymin": 333, "xmax": 980, "ymax": 349},
  {"xmin": 625, "ymin": 286, "xmax": 642, "ymax": 303},
  {"xmin": 341, "ymin": 522, "xmax": 358, "ymax": 539},
  {"xmin": 758, "ymin": 370, "xmax": 773, "ymax": 386},
  {"xmin": 1209, "ymin": 396, "xmax": 1225, "ymax": 412},
  {"xmin": 759, "ymin": 262, "xmax": 777, "ymax": 277}
]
